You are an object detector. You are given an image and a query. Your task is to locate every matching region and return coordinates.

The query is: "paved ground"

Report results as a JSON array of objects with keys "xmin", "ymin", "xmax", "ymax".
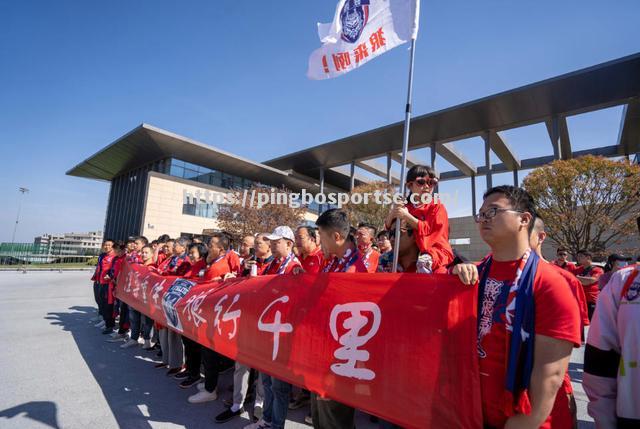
[{"xmin": 0, "ymin": 271, "xmax": 595, "ymax": 429}]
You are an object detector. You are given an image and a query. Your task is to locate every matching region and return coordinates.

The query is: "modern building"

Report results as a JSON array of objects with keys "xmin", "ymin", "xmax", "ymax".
[{"xmin": 68, "ymin": 53, "xmax": 640, "ymax": 260}]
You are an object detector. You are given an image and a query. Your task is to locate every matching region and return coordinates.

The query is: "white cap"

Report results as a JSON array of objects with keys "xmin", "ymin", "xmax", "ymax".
[{"xmin": 265, "ymin": 226, "xmax": 295, "ymax": 242}]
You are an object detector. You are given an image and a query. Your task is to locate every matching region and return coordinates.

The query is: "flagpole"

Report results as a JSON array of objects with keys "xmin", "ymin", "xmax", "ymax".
[{"xmin": 392, "ymin": 38, "xmax": 417, "ymax": 273}]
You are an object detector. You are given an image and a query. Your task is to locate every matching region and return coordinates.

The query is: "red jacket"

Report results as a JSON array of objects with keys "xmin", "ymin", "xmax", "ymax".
[
  {"xmin": 107, "ymin": 255, "xmax": 125, "ymax": 304},
  {"xmin": 91, "ymin": 251, "xmax": 116, "ymax": 284},
  {"xmin": 184, "ymin": 259, "xmax": 207, "ymax": 279},
  {"xmin": 158, "ymin": 253, "xmax": 191, "ymax": 276},
  {"xmin": 407, "ymin": 201, "xmax": 454, "ymax": 273}
]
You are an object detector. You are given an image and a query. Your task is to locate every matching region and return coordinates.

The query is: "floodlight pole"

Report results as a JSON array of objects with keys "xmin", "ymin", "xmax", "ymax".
[{"xmin": 11, "ymin": 187, "xmax": 29, "ymax": 245}]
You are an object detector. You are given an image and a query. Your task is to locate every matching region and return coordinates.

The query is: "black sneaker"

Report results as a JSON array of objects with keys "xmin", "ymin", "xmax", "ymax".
[
  {"xmin": 174, "ymin": 370, "xmax": 190, "ymax": 380},
  {"xmin": 166, "ymin": 367, "xmax": 182, "ymax": 377},
  {"xmin": 179, "ymin": 376, "xmax": 201, "ymax": 389},
  {"xmin": 215, "ymin": 407, "xmax": 243, "ymax": 423}
]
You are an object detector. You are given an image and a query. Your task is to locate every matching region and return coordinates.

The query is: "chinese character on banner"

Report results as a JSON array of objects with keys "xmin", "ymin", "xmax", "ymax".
[
  {"xmin": 258, "ymin": 296, "xmax": 293, "ymax": 361},
  {"xmin": 183, "ymin": 289, "xmax": 215, "ymax": 329},
  {"xmin": 332, "ymin": 52, "xmax": 351, "ymax": 71},
  {"xmin": 329, "ymin": 302, "xmax": 381, "ymax": 380},
  {"xmin": 353, "ymin": 43, "xmax": 369, "ymax": 63},
  {"xmin": 369, "ymin": 27, "xmax": 386, "ymax": 52},
  {"xmin": 213, "ymin": 294, "xmax": 242, "ymax": 339},
  {"xmin": 307, "ymin": 0, "xmax": 420, "ymax": 79}
]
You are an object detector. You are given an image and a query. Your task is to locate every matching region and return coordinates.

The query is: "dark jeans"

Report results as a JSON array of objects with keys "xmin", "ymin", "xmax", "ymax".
[
  {"xmin": 93, "ymin": 282, "xmax": 103, "ymax": 316},
  {"xmin": 202, "ymin": 347, "xmax": 223, "ymax": 393},
  {"xmin": 587, "ymin": 302, "xmax": 596, "ymax": 321},
  {"xmin": 99, "ymin": 284, "xmax": 114, "ymax": 329},
  {"xmin": 117, "ymin": 301, "xmax": 130, "ymax": 334},
  {"xmin": 182, "ymin": 336, "xmax": 202, "ymax": 380},
  {"xmin": 263, "ymin": 375, "xmax": 291, "ymax": 429},
  {"xmin": 129, "ymin": 308, "xmax": 152, "ymax": 340},
  {"xmin": 310, "ymin": 394, "xmax": 355, "ymax": 429}
]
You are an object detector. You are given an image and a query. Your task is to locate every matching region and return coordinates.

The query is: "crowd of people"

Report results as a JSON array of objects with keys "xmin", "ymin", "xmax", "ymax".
[{"xmin": 89, "ymin": 164, "xmax": 639, "ymax": 429}]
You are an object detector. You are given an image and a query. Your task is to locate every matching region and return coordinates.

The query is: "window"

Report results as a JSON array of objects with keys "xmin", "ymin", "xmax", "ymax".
[{"xmin": 182, "ymin": 198, "xmax": 218, "ymax": 219}]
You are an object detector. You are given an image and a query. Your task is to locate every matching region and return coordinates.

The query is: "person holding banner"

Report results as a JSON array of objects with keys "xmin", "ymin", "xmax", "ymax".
[
  {"xmin": 310, "ymin": 209, "xmax": 368, "ymax": 429},
  {"xmin": 245, "ymin": 226, "xmax": 301, "ymax": 429},
  {"xmin": 452, "ymin": 186, "xmax": 580, "ymax": 429},
  {"xmin": 355, "ymin": 223, "xmax": 380, "ymax": 273},
  {"xmin": 294, "ymin": 226, "xmax": 324, "ymax": 275},
  {"xmin": 158, "ymin": 237, "xmax": 191, "ymax": 276},
  {"xmin": 122, "ymin": 245, "xmax": 155, "ymax": 349},
  {"xmin": 385, "ymin": 165, "xmax": 454, "ymax": 274}
]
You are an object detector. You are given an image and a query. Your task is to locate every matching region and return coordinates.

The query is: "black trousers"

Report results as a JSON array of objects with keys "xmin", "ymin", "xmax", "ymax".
[
  {"xmin": 202, "ymin": 347, "xmax": 223, "ymax": 393},
  {"xmin": 182, "ymin": 336, "xmax": 202, "ymax": 379},
  {"xmin": 93, "ymin": 282, "xmax": 103, "ymax": 316},
  {"xmin": 310, "ymin": 394, "xmax": 355, "ymax": 429},
  {"xmin": 99, "ymin": 284, "xmax": 114, "ymax": 329}
]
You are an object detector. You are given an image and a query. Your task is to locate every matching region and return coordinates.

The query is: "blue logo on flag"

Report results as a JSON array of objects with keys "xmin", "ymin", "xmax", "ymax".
[{"xmin": 340, "ymin": 0, "xmax": 370, "ymax": 43}]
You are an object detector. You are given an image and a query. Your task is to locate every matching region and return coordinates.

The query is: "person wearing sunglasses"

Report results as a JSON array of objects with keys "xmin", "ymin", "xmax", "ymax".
[
  {"xmin": 384, "ymin": 165, "xmax": 454, "ymax": 274},
  {"xmin": 452, "ymin": 185, "xmax": 580, "ymax": 429},
  {"xmin": 552, "ymin": 248, "xmax": 576, "ymax": 272}
]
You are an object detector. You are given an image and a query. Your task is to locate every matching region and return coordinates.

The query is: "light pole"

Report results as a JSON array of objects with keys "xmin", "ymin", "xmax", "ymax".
[{"xmin": 11, "ymin": 187, "xmax": 29, "ymax": 245}]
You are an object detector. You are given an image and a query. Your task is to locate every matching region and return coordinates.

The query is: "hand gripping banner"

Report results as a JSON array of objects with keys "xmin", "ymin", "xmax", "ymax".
[{"xmin": 116, "ymin": 262, "xmax": 482, "ymax": 428}]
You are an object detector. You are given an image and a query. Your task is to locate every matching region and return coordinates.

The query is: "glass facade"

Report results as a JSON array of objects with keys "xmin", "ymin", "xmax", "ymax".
[{"xmin": 167, "ymin": 159, "xmax": 254, "ymax": 190}]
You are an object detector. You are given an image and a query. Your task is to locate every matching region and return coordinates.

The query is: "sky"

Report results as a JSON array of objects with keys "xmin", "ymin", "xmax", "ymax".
[{"xmin": 0, "ymin": 0, "xmax": 638, "ymax": 243}]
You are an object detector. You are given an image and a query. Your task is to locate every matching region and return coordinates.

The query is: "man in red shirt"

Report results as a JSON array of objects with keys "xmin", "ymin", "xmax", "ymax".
[
  {"xmin": 203, "ymin": 232, "xmax": 238, "ymax": 281},
  {"xmin": 263, "ymin": 226, "xmax": 301, "ymax": 275},
  {"xmin": 294, "ymin": 226, "xmax": 324, "ymax": 274},
  {"xmin": 453, "ymin": 185, "xmax": 580, "ymax": 429},
  {"xmin": 92, "ymin": 239, "xmax": 116, "ymax": 334},
  {"xmin": 238, "ymin": 234, "xmax": 255, "ymax": 264},
  {"xmin": 552, "ymin": 248, "xmax": 576, "ymax": 273},
  {"xmin": 354, "ymin": 223, "xmax": 380, "ymax": 273},
  {"xmin": 310, "ymin": 209, "xmax": 368, "ymax": 429},
  {"xmin": 241, "ymin": 233, "xmax": 274, "ymax": 277},
  {"xmin": 574, "ymin": 250, "xmax": 604, "ymax": 320},
  {"xmin": 158, "ymin": 237, "xmax": 191, "ymax": 276}
]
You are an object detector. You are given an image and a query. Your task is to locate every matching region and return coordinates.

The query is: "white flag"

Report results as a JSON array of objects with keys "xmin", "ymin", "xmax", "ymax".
[{"xmin": 307, "ymin": 0, "xmax": 420, "ymax": 80}]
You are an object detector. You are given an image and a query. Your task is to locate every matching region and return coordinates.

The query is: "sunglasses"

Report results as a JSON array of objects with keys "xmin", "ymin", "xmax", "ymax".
[{"xmin": 412, "ymin": 177, "xmax": 438, "ymax": 186}]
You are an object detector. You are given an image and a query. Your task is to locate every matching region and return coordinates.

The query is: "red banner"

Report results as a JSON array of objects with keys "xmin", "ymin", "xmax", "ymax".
[{"xmin": 116, "ymin": 263, "xmax": 482, "ymax": 429}]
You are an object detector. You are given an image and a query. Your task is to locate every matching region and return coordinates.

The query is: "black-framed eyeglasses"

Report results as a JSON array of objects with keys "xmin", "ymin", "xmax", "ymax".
[{"xmin": 473, "ymin": 207, "xmax": 524, "ymax": 223}]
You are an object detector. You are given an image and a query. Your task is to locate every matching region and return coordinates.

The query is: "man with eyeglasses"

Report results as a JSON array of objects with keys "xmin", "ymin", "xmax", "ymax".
[
  {"xmin": 553, "ymin": 248, "xmax": 576, "ymax": 272},
  {"xmin": 452, "ymin": 185, "xmax": 580, "ymax": 429}
]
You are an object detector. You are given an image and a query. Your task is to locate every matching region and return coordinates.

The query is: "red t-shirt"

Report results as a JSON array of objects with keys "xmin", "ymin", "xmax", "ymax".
[
  {"xmin": 264, "ymin": 254, "xmax": 302, "ymax": 275},
  {"xmin": 552, "ymin": 260, "xmax": 576, "ymax": 273},
  {"xmin": 572, "ymin": 265, "xmax": 604, "ymax": 304},
  {"xmin": 184, "ymin": 259, "xmax": 207, "ymax": 279},
  {"xmin": 478, "ymin": 259, "xmax": 580, "ymax": 428},
  {"xmin": 300, "ymin": 248, "xmax": 324, "ymax": 274},
  {"xmin": 359, "ymin": 246, "xmax": 380, "ymax": 273},
  {"xmin": 548, "ymin": 263, "xmax": 590, "ymax": 328},
  {"xmin": 406, "ymin": 201, "xmax": 454, "ymax": 273},
  {"xmin": 203, "ymin": 253, "xmax": 236, "ymax": 281}
]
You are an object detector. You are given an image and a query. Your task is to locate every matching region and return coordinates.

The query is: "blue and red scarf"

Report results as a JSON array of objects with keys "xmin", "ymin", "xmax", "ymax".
[{"xmin": 477, "ymin": 249, "xmax": 540, "ymax": 396}]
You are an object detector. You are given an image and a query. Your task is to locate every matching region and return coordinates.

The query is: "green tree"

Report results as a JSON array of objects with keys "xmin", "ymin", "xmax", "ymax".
[{"xmin": 523, "ymin": 155, "xmax": 640, "ymax": 258}]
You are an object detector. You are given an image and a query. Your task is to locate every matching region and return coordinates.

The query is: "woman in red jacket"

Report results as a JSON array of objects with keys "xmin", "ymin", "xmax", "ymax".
[{"xmin": 384, "ymin": 165, "xmax": 454, "ymax": 273}]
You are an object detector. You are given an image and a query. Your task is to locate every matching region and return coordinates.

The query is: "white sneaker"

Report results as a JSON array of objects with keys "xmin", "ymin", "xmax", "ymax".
[
  {"xmin": 196, "ymin": 382, "xmax": 205, "ymax": 391},
  {"xmin": 95, "ymin": 321, "xmax": 106, "ymax": 328},
  {"xmin": 188, "ymin": 389, "xmax": 218, "ymax": 403},
  {"xmin": 243, "ymin": 419, "xmax": 271, "ymax": 429},
  {"xmin": 120, "ymin": 339, "xmax": 138, "ymax": 349}
]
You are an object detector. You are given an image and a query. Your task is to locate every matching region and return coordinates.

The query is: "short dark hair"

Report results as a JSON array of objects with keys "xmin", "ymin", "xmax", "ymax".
[
  {"xmin": 376, "ymin": 230, "xmax": 390, "ymax": 240},
  {"xmin": 577, "ymin": 249, "xmax": 592, "ymax": 258},
  {"xmin": 297, "ymin": 225, "xmax": 317, "ymax": 240},
  {"xmin": 112, "ymin": 240, "xmax": 124, "ymax": 250},
  {"xmin": 135, "ymin": 236, "xmax": 149, "ymax": 245},
  {"xmin": 157, "ymin": 234, "xmax": 170, "ymax": 243},
  {"xmin": 556, "ymin": 247, "xmax": 569, "ymax": 254},
  {"xmin": 316, "ymin": 209, "xmax": 351, "ymax": 239},
  {"xmin": 407, "ymin": 165, "xmax": 438, "ymax": 182},
  {"xmin": 209, "ymin": 232, "xmax": 230, "ymax": 250},
  {"xmin": 103, "ymin": 238, "xmax": 115, "ymax": 245},
  {"xmin": 483, "ymin": 185, "xmax": 538, "ymax": 233},
  {"xmin": 175, "ymin": 237, "xmax": 191, "ymax": 249},
  {"xmin": 151, "ymin": 240, "xmax": 159, "ymax": 246},
  {"xmin": 357, "ymin": 222, "xmax": 377, "ymax": 237},
  {"xmin": 189, "ymin": 243, "xmax": 209, "ymax": 260}
]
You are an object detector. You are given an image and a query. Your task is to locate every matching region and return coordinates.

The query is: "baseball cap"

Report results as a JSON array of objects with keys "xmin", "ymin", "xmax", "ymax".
[{"xmin": 265, "ymin": 226, "xmax": 295, "ymax": 242}]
